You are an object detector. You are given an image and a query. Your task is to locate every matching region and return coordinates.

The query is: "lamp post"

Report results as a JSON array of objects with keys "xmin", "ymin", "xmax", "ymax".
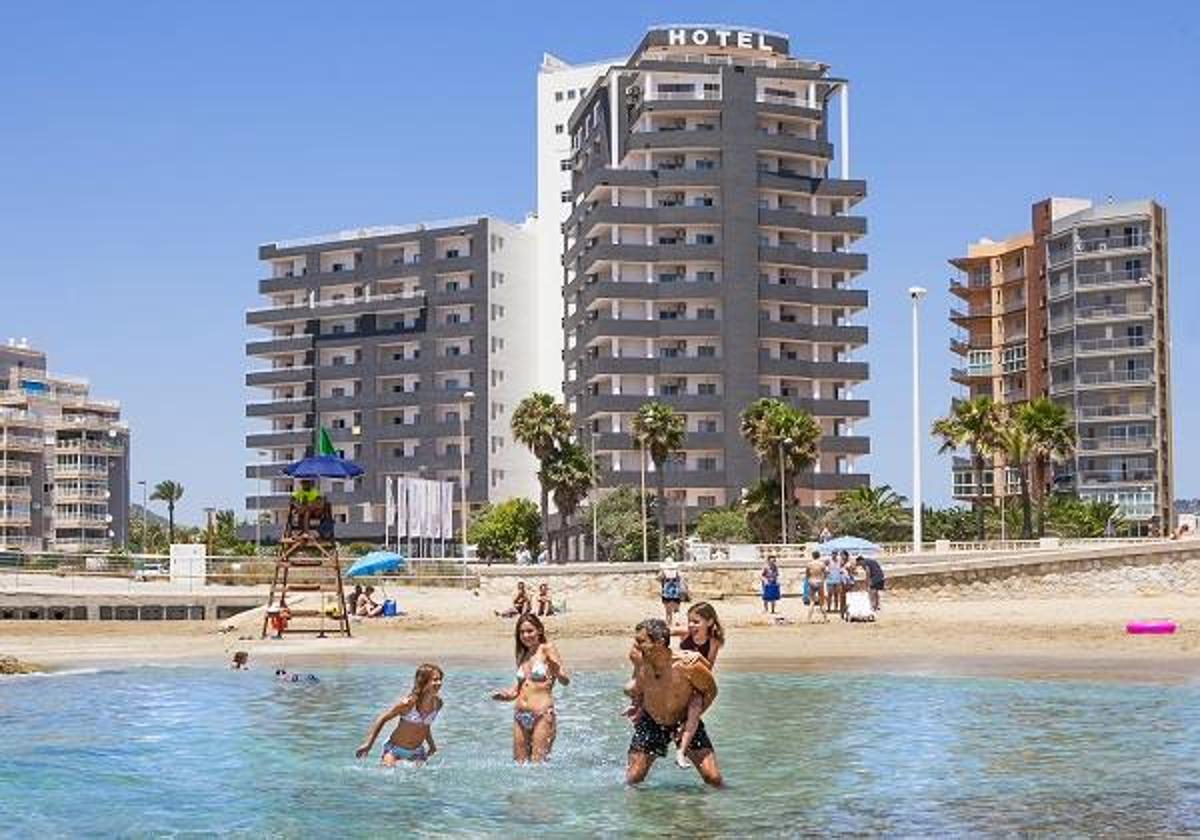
[
  {"xmin": 137, "ymin": 480, "xmax": 147, "ymax": 554},
  {"xmin": 458, "ymin": 390, "xmax": 475, "ymax": 561},
  {"xmin": 255, "ymin": 450, "xmax": 269, "ymax": 555},
  {"xmin": 203, "ymin": 506, "xmax": 215, "ymax": 559},
  {"xmin": 908, "ymin": 286, "xmax": 927, "ymax": 552},
  {"xmin": 639, "ymin": 441, "xmax": 648, "ymax": 565},
  {"xmin": 589, "ymin": 427, "xmax": 599, "ymax": 562},
  {"xmin": 778, "ymin": 437, "xmax": 793, "ymax": 544}
]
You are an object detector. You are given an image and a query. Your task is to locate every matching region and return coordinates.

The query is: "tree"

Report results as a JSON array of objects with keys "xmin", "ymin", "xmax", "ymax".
[
  {"xmin": 828, "ymin": 484, "xmax": 911, "ymax": 543},
  {"xmin": 996, "ymin": 418, "xmax": 1034, "ymax": 539},
  {"xmin": 467, "ymin": 498, "xmax": 542, "ymax": 561},
  {"xmin": 631, "ymin": 402, "xmax": 686, "ymax": 559},
  {"xmin": 542, "ymin": 441, "xmax": 594, "ymax": 563},
  {"xmin": 1043, "ymin": 495, "xmax": 1121, "ymax": 538},
  {"xmin": 1016, "ymin": 398, "xmax": 1076, "ymax": 536},
  {"xmin": 932, "ymin": 397, "xmax": 1003, "ymax": 541},
  {"xmin": 592, "ymin": 487, "xmax": 657, "ymax": 563},
  {"xmin": 741, "ymin": 478, "xmax": 782, "ymax": 543},
  {"xmin": 150, "ymin": 481, "xmax": 185, "ymax": 544},
  {"xmin": 510, "ymin": 393, "xmax": 572, "ymax": 561},
  {"xmin": 739, "ymin": 398, "xmax": 820, "ymax": 542},
  {"xmin": 921, "ymin": 506, "xmax": 978, "ymax": 542},
  {"xmin": 695, "ymin": 508, "xmax": 752, "ymax": 544}
]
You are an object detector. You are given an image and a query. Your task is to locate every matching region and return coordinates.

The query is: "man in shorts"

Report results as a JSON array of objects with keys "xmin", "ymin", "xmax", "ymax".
[
  {"xmin": 855, "ymin": 554, "xmax": 886, "ymax": 611},
  {"xmin": 625, "ymin": 617, "xmax": 722, "ymax": 787}
]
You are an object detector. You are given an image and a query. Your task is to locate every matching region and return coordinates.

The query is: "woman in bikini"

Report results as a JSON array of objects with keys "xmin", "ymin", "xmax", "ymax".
[
  {"xmin": 355, "ymin": 663, "xmax": 443, "ymax": 766},
  {"xmin": 491, "ymin": 614, "xmax": 569, "ymax": 763}
]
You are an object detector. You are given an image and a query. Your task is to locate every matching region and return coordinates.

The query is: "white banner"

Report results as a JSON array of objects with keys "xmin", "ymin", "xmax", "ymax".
[
  {"xmin": 396, "ymin": 477, "xmax": 408, "ymax": 538},
  {"xmin": 441, "ymin": 482, "xmax": 455, "ymax": 539},
  {"xmin": 385, "ymin": 476, "xmax": 395, "ymax": 528}
]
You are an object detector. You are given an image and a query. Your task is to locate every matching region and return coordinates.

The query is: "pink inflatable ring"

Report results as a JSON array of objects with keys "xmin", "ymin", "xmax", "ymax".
[{"xmin": 1126, "ymin": 620, "xmax": 1177, "ymax": 635}]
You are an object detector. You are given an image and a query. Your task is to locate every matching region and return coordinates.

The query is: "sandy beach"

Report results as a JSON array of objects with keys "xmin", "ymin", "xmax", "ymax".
[{"xmin": 3, "ymin": 587, "xmax": 1199, "ymax": 683}]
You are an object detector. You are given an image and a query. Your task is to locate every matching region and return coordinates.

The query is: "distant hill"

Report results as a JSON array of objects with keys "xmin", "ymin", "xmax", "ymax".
[{"xmin": 129, "ymin": 503, "xmax": 171, "ymax": 527}]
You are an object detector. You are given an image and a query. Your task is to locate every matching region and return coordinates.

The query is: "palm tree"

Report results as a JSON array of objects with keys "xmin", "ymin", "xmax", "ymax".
[
  {"xmin": 996, "ymin": 418, "xmax": 1034, "ymax": 538},
  {"xmin": 932, "ymin": 396, "xmax": 1003, "ymax": 540},
  {"xmin": 1016, "ymin": 398, "xmax": 1076, "ymax": 536},
  {"xmin": 511, "ymin": 393, "xmax": 572, "ymax": 560},
  {"xmin": 542, "ymin": 442, "xmax": 594, "ymax": 563},
  {"xmin": 631, "ymin": 402, "xmax": 686, "ymax": 557},
  {"xmin": 150, "ymin": 480, "xmax": 184, "ymax": 544},
  {"xmin": 739, "ymin": 398, "xmax": 820, "ymax": 542},
  {"xmin": 830, "ymin": 484, "xmax": 911, "ymax": 543}
]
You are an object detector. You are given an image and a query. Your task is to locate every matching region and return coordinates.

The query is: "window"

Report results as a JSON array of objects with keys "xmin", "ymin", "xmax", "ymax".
[
  {"xmin": 698, "ymin": 419, "xmax": 718, "ymax": 433},
  {"xmin": 561, "ymin": 190, "xmax": 572, "ymax": 202},
  {"xmin": 446, "ymin": 313, "xmax": 462, "ymax": 325},
  {"xmin": 567, "ymin": 89, "xmax": 576, "ymax": 100},
  {"xmin": 698, "ymin": 457, "xmax": 718, "ymax": 471},
  {"xmin": 491, "ymin": 336, "xmax": 505, "ymax": 352},
  {"xmin": 697, "ymin": 383, "xmax": 718, "ymax": 395},
  {"xmin": 491, "ymin": 304, "xmax": 505, "ymax": 320},
  {"xmin": 560, "ymin": 159, "xmax": 572, "ymax": 171},
  {"xmin": 446, "ymin": 346, "xmax": 461, "ymax": 357},
  {"xmin": 698, "ymin": 495, "xmax": 717, "ymax": 508},
  {"xmin": 555, "ymin": 91, "xmax": 563, "ymax": 102},
  {"xmin": 697, "ymin": 345, "xmax": 717, "ymax": 357},
  {"xmin": 490, "ymin": 271, "xmax": 504, "ymax": 288},
  {"xmin": 555, "ymin": 124, "xmax": 564, "ymax": 134},
  {"xmin": 579, "ymin": 87, "xmax": 586, "ymax": 96},
  {"xmin": 696, "ymin": 308, "xmax": 716, "ymax": 320},
  {"xmin": 391, "ymin": 351, "xmax": 404, "ymax": 362}
]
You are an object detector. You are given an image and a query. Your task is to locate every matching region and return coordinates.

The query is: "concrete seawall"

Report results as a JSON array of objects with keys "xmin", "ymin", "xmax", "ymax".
[{"xmin": 474, "ymin": 541, "xmax": 1200, "ymax": 602}]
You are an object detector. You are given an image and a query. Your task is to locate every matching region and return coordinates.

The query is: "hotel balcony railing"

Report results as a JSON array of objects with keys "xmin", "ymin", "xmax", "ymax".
[
  {"xmin": 1077, "ymin": 369, "xmax": 1152, "ymax": 387},
  {"xmin": 1077, "ymin": 403, "xmax": 1155, "ymax": 420},
  {"xmin": 647, "ymin": 90, "xmax": 721, "ymax": 102},
  {"xmin": 1049, "ymin": 380, "xmax": 1075, "ymax": 396},
  {"xmin": 1002, "ymin": 297, "xmax": 1028, "ymax": 314},
  {"xmin": 0, "ymin": 509, "xmax": 33, "ymax": 524},
  {"xmin": 1076, "ymin": 268, "xmax": 1150, "ymax": 289},
  {"xmin": 53, "ymin": 465, "xmax": 110, "ymax": 479},
  {"xmin": 1076, "ymin": 336, "xmax": 1150, "ymax": 354},
  {"xmin": 950, "ymin": 305, "xmax": 992, "ymax": 321},
  {"xmin": 0, "ymin": 434, "xmax": 43, "ymax": 451},
  {"xmin": 247, "ymin": 289, "xmax": 425, "ymax": 315},
  {"xmin": 1048, "ymin": 248, "xmax": 1075, "ymax": 267},
  {"xmin": 0, "ymin": 461, "xmax": 33, "ymax": 476},
  {"xmin": 1048, "ymin": 281, "xmax": 1073, "ymax": 300},
  {"xmin": 1049, "ymin": 344, "xmax": 1075, "ymax": 361},
  {"xmin": 1079, "ymin": 470, "xmax": 1155, "ymax": 485},
  {"xmin": 1076, "ymin": 303, "xmax": 1152, "ymax": 322},
  {"xmin": 0, "ymin": 536, "xmax": 41, "ymax": 550},
  {"xmin": 1077, "ymin": 234, "xmax": 1148, "ymax": 252},
  {"xmin": 1078, "ymin": 436, "xmax": 1155, "ymax": 452},
  {"xmin": 55, "ymin": 514, "xmax": 112, "ymax": 528},
  {"xmin": 0, "ymin": 486, "xmax": 32, "ymax": 500},
  {"xmin": 56, "ymin": 440, "xmax": 122, "ymax": 454}
]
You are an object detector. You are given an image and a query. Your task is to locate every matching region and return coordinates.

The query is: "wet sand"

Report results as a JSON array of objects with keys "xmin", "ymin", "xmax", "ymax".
[{"xmin": 3, "ymin": 588, "xmax": 1199, "ymax": 683}]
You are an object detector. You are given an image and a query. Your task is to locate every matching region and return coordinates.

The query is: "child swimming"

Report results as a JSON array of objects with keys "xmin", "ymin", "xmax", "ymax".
[{"xmin": 355, "ymin": 664, "xmax": 443, "ymax": 766}]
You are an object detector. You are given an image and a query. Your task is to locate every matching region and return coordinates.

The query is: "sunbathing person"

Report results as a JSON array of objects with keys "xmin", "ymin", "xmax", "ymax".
[
  {"xmin": 356, "ymin": 586, "xmax": 384, "ymax": 618},
  {"xmin": 536, "ymin": 583, "xmax": 555, "ymax": 616},
  {"xmin": 494, "ymin": 581, "xmax": 531, "ymax": 618},
  {"xmin": 355, "ymin": 664, "xmax": 443, "ymax": 766}
]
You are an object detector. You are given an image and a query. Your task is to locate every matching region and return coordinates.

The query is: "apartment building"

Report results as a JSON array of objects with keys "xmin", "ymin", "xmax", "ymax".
[
  {"xmin": 245, "ymin": 217, "xmax": 539, "ymax": 543},
  {"xmin": 949, "ymin": 198, "xmax": 1173, "ymax": 532},
  {"xmin": 0, "ymin": 341, "xmax": 130, "ymax": 553},
  {"xmin": 562, "ymin": 25, "xmax": 871, "ymax": 521},
  {"xmin": 536, "ymin": 52, "xmax": 619, "ymax": 400}
]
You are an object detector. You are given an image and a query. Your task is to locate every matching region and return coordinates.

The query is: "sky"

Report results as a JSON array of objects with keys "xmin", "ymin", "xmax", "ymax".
[{"xmin": 1, "ymin": 1, "xmax": 1196, "ymax": 525}]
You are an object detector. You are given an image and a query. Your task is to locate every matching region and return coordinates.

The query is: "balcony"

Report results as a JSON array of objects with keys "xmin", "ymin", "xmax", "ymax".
[
  {"xmin": 0, "ymin": 434, "xmax": 43, "ymax": 453},
  {"xmin": 246, "ymin": 290, "xmax": 426, "ymax": 326},
  {"xmin": 246, "ymin": 429, "xmax": 312, "ymax": 448},
  {"xmin": 1077, "ymin": 233, "xmax": 1149, "ymax": 253},
  {"xmin": 757, "ymin": 208, "xmax": 866, "ymax": 236},
  {"xmin": 949, "ymin": 336, "xmax": 991, "ymax": 355},
  {"xmin": 949, "ymin": 276, "xmax": 990, "ymax": 298},
  {"xmin": 245, "ymin": 366, "xmax": 314, "ymax": 387},
  {"xmin": 1075, "ymin": 302, "xmax": 1152, "ymax": 323},
  {"xmin": 1078, "ymin": 436, "xmax": 1155, "ymax": 453},
  {"xmin": 757, "ymin": 245, "xmax": 867, "ymax": 273},
  {"xmin": 1076, "ymin": 268, "xmax": 1150, "ymax": 290},
  {"xmin": 757, "ymin": 358, "xmax": 869, "ymax": 381},
  {"xmin": 1076, "ymin": 336, "xmax": 1151, "ymax": 355},
  {"xmin": 56, "ymin": 440, "xmax": 122, "ymax": 455},
  {"xmin": 1077, "ymin": 403, "xmax": 1155, "ymax": 421},
  {"xmin": 950, "ymin": 305, "xmax": 991, "ymax": 324},
  {"xmin": 0, "ymin": 461, "xmax": 33, "ymax": 477},
  {"xmin": 758, "ymin": 318, "xmax": 868, "ymax": 345},
  {"xmin": 951, "ymin": 367, "xmax": 991, "ymax": 385},
  {"xmin": 756, "ymin": 283, "xmax": 868, "ymax": 309},
  {"xmin": 1048, "ymin": 280, "xmax": 1073, "ymax": 301},
  {"xmin": 1076, "ymin": 369, "xmax": 1153, "ymax": 389},
  {"xmin": 246, "ymin": 398, "xmax": 313, "ymax": 418},
  {"xmin": 53, "ymin": 464, "xmax": 110, "ymax": 479},
  {"xmin": 1078, "ymin": 470, "xmax": 1155, "ymax": 486},
  {"xmin": 0, "ymin": 486, "xmax": 32, "ymax": 501},
  {"xmin": 246, "ymin": 335, "xmax": 313, "ymax": 356},
  {"xmin": 1049, "ymin": 344, "xmax": 1074, "ymax": 362},
  {"xmin": 53, "ymin": 537, "xmax": 112, "ymax": 552}
]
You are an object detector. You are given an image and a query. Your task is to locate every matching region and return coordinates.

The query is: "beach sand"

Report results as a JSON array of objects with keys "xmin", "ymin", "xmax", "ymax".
[{"xmin": 3, "ymin": 588, "xmax": 1199, "ymax": 683}]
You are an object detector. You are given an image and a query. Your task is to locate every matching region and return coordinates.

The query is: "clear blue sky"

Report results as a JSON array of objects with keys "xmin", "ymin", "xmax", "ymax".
[{"xmin": 2, "ymin": 1, "xmax": 1196, "ymax": 525}]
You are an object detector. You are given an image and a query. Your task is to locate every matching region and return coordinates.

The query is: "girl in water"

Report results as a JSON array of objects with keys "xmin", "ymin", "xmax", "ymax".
[
  {"xmin": 671, "ymin": 602, "xmax": 725, "ymax": 767},
  {"xmin": 491, "ymin": 614, "xmax": 569, "ymax": 763},
  {"xmin": 355, "ymin": 663, "xmax": 443, "ymax": 766}
]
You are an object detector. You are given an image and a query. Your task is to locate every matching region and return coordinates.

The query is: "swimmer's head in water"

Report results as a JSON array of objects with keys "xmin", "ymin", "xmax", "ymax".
[
  {"xmin": 411, "ymin": 663, "xmax": 443, "ymax": 698},
  {"xmin": 514, "ymin": 614, "xmax": 547, "ymax": 662}
]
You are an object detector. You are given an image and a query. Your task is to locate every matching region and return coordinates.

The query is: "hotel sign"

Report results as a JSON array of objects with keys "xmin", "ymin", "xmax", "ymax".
[{"xmin": 650, "ymin": 27, "xmax": 788, "ymax": 54}]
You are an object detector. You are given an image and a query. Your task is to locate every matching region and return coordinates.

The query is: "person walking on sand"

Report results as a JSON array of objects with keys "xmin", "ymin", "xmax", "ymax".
[
  {"xmin": 355, "ymin": 664, "xmax": 444, "ymax": 765},
  {"xmin": 491, "ymin": 614, "xmax": 569, "ymax": 763},
  {"xmin": 625, "ymin": 618, "xmax": 722, "ymax": 787},
  {"xmin": 658, "ymin": 559, "xmax": 685, "ymax": 625},
  {"xmin": 761, "ymin": 556, "xmax": 781, "ymax": 614}
]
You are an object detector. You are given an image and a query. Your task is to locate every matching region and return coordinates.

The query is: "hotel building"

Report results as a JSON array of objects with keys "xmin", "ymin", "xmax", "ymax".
[
  {"xmin": 561, "ymin": 25, "xmax": 871, "ymax": 518},
  {"xmin": 949, "ymin": 198, "xmax": 1173, "ymax": 531},
  {"xmin": 0, "ymin": 341, "xmax": 130, "ymax": 552},
  {"xmin": 245, "ymin": 217, "xmax": 539, "ymax": 542}
]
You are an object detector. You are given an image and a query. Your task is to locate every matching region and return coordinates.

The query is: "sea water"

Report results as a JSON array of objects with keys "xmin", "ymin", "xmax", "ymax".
[{"xmin": 2, "ymin": 666, "xmax": 1199, "ymax": 837}]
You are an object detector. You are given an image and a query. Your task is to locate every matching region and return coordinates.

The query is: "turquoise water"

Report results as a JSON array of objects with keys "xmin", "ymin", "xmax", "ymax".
[{"xmin": 2, "ymin": 666, "xmax": 1199, "ymax": 838}]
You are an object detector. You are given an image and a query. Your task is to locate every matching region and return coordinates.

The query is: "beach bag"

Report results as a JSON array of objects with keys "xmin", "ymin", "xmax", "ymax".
[{"xmin": 846, "ymin": 590, "xmax": 874, "ymax": 622}]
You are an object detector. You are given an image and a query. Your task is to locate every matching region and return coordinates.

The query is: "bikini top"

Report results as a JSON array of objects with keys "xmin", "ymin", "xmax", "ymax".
[
  {"xmin": 402, "ymin": 700, "xmax": 440, "ymax": 725},
  {"xmin": 517, "ymin": 658, "xmax": 550, "ymax": 683}
]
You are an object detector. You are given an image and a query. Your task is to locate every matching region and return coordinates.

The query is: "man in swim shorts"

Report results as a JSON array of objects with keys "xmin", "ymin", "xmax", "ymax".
[{"xmin": 625, "ymin": 617, "xmax": 722, "ymax": 787}]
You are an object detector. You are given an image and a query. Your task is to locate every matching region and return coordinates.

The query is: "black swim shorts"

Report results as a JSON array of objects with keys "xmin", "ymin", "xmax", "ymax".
[{"xmin": 629, "ymin": 713, "xmax": 713, "ymax": 757}]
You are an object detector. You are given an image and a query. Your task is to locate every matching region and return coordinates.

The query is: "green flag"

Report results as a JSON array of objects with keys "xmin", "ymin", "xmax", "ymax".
[{"xmin": 317, "ymin": 427, "xmax": 336, "ymax": 456}]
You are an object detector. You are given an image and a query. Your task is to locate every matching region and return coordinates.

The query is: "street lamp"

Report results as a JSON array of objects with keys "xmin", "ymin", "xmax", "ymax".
[
  {"xmin": 589, "ymin": 427, "xmax": 599, "ymax": 562},
  {"xmin": 458, "ymin": 390, "xmax": 475, "ymax": 561},
  {"xmin": 909, "ymin": 286, "xmax": 928, "ymax": 552},
  {"xmin": 778, "ymin": 437, "xmax": 793, "ymax": 544},
  {"xmin": 137, "ymin": 480, "xmax": 147, "ymax": 555},
  {"xmin": 255, "ymin": 450, "xmax": 269, "ymax": 555},
  {"xmin": 639, "ymin": 438, "xmax": 648, "ymax": 565},
  {"xmin": 204, "ymin": 506, "xmax": 215, "ymax": 558}
]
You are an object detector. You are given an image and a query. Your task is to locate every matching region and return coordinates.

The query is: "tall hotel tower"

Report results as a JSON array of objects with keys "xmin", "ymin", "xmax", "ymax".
[{"xmin": 562, "ymin": 25, "xmax": 870, "ymax": 517}]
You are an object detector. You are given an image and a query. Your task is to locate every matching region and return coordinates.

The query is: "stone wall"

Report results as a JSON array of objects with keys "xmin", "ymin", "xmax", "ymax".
[{"xmin": 474, "ymin": 542, "xmax": 1200, "ymax": 602}]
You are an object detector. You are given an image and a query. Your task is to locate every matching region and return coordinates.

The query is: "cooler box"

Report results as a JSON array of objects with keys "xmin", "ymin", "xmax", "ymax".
[{"xmin": 382, "ymin": 600, "xmax": 397, "ymax": 617}]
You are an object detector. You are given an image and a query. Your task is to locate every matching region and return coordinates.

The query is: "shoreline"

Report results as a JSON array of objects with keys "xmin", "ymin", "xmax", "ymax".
[{"xmin": 3, "ymin": 589, "xmax": 1199, "ymax": 685}]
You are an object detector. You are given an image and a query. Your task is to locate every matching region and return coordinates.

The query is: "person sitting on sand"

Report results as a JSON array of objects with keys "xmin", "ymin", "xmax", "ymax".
[
  {"xmin": 347, "ymin": 584, "xmax": 363, "ymax": 617},
  {"xmin": 625, "ymin": 618, "xmax": 721, "ymax": 787},
  {"xmin": 490, "ymin": 614, "xmax": 569, "ymax": 763},
  {"xmin": 230, "ymin": 651, "xmax": 249, "ymax": 670},
  {"xmin": 357, "ymin": 586, "xmax": 384, "ymax": 618},
  {"xmin": 536, "ymin": 583, "xmax": 555, "ymax": 617},
  {"xmin": 356, "ymin": 663, "xmax": 443, "ymax": 766},
  {"xmin": 494, "ymin": 581, "xmax": 531, "ymax": 619}
]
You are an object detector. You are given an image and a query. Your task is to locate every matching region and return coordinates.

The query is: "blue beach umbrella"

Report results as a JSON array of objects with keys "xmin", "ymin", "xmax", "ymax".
[
  {"xmin": 345, "ymin": 551, "xmax": 407, "ymax": 578},
  {"xmin": 283, "ymin": 455, "xmax": 364, "ymax": 479},
  {"xmin": 815, "ymin": 535, "xmax": 881, "ymax": 555}
]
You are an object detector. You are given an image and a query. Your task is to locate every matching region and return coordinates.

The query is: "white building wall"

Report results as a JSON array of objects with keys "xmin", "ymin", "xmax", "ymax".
[
  {"xmin": 535, "ymin": 53, "xmax": 616, "ymax": 402},
  {"xmin": 487, "ymin": 217, "xmax": 541, "ymax": 504}
]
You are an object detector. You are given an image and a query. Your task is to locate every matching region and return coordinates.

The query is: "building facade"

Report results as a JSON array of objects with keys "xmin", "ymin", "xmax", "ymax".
[
  {"xmin": 245, "ymin": 217, "xmax": 539, "ymax": 543},
  {"xmin": 0, "ymin": 341, "xmax": 130, "ymax": 553},
  {"xmin": 948, "ymin": 198, "xmax": 1173, "ymax": 532},
  {"xmin": 561, "ymin": 25, "xmax": 871, "ymax": 520}
]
